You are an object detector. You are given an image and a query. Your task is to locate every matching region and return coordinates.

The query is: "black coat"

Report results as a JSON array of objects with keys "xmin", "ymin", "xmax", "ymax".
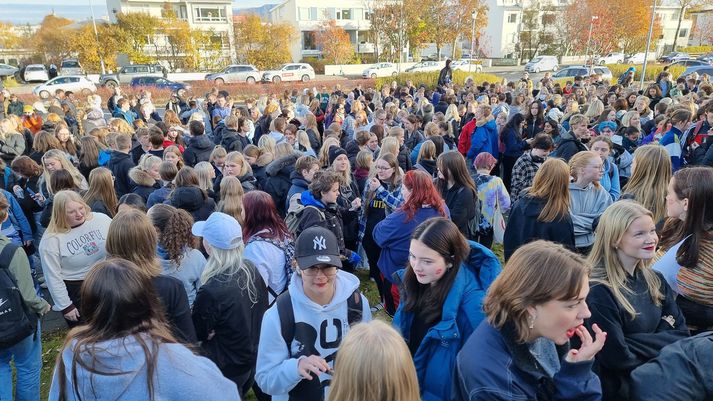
[
  {"xmin": 552, "ymin": 132, "xmax": 588, "ymax": 162},
  {"xmin": 263, "ymin": 153, "xmax": 298, "ymax": 216},
  {"xmin": 128, "ymin": 167, "xmax": 160, "ymax": 203},
  {"xmin": 106, "ymin": 150, "xmax": 135, "ymax": 198},
  {"xmin": 220, "ymin": 128, "xmax": 249, "ymax": 153},
  {"xmin": 166, "ymin": 186, "xmax": 216, "ymax": 222},
  {"xmin": 192, "ymin": 265, "xmax": 268, "ymax": 387},
  {"xmin": 153, "ymin": 275, "xmax": 197, "ymax": 344},
  {"xmin": 503, "ymin": 194, "xmax": 575, "ymax": 261},
  {"xmin": 184, "ymin": 135, "xmax": 215, "ymax": 167},
  {"xmin": 441, "ymin": 183, "xmax": 477, "ymax": 239}
]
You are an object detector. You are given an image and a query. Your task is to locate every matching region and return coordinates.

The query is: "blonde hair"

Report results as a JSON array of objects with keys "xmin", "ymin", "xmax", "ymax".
[
  {"xmin": 569, "ymin": 151, "xmax": 601, "ymax": 187},
  {"xmin": 621, "ymin": 111, "xmax": 640, "ymax": 127},
  {"xmin": 194, "ymin": 161, "xmax": 216, "ymax": 192},
  {"xmin": 319, "ymin": 137, "xmax": 340, "ymax": 167},
  {"xmin": 622, "ymin": 145, "xmax": 671, "ymax": 223},
  {"xmin": 163, "ymin": 145, "xmax": 184, "ymax": 170},
  {"xmin": 274, "ymin": 142, "xmax": 294, "ymax": 159},
  {"xmin": 209, "ymin": 145, "xmax": 227, "ymax": 163},
  {"xmin": 46, "ymin": 191, "xmax": 94, "ymax": 234},
  {"xmin": 105, "ymin": 209, "xmax": 162, "ymax": 277},
  {"xmin": 83, "ymin": 167, "xmax": 118, "ymax": 217},
  {"xmin": 327, "ymin": 320, "xmax": 420, "ymax": 401},
  {"xmin": 201, "ymin": 243, "xmax": 259, "ymax": 304},
  {"xmin": 584, "ymin": 98, "xmax": 605, "ymax": 120},
  {"xmin": 108, "ymin": 118, "xmax": 132, "ymax": 134},
  {"xmin": 41, "ymin": 150, "xmax": 87, "ymax": 194},
  {"xmin": 217, "ymin": 176, "xmax": 244, "ymax": 224},
  {"xmin": 257, "ymin": 135, "xmax": 276, "ymax": 156},
  {"xmin": 225, "ymin": 151, "xmax": 252, "ymax": 177},
  {"xmin": 484, "ymin": 240, "xmax": 590, "ymax": 342},
  {"xmin": 416, "ymin": 140, "xmax": 436, "ymax": 163},
  {"xmin": 588, "ymin": 201, "xmax": 663, "ymax": 319},
  {"xmin": 355, "ymin": 150, "xmax": 373, "ymax": 169},
  {"xmin": 528, "ymin": 158, "xmax": 570, "ymax": 223},
  {"xmin": 378, "ymin": 137, "xmax": 400, "ymax": 159}
]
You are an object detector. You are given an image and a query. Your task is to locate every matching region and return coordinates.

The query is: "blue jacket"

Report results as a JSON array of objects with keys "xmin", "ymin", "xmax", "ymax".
[
  {"xmin": 453, "ymin": 320, "xmax": 602, "ymax": 401},
  {"xmin": 467, "ymin": 116, "xmax": 499, "ymax": 160},
  {"xmin": 112, "ymin": 106, "xmax": 137, "ymax": 125},
  {"xmin": 1, "ymin": 189, "xmax": 32, "ymax": 243},
  {"xmin": 393, "ymin": 241, "xmax": 501, "ymax": 401},
  {"xmin": 599, "ymin": 158, "xmax": 620, "ymax": 201},
  {"xmin": 373, "ymin": 206, "xmax": 448, "ymax": 282},
  {"xmin": 660, "ymin": 126, "xmax": 683, "ymax": 171},
  {"xmin": 502, "ymin": 126, "xmax": 529, "ymax": 158}
]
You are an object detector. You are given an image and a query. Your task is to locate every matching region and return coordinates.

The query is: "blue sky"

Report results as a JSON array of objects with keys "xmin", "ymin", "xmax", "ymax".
[{"xmin": 1, "ymin": 0, "xmax": 274, "ymax": 24}]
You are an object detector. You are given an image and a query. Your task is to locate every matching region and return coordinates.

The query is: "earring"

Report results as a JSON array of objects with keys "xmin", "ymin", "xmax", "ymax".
[{"xmin": 528, "ymin": 314, "xmax": 536, "ymax": 329}]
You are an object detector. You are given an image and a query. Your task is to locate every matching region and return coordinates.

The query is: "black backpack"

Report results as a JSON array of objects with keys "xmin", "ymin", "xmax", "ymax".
[
  {"xmin": 276, "ymin": 289, "xmax": 363, "ymax": 401},
  {"xmin": 0, "ymin": 243, "xmax": 36, "ymax": 348}
]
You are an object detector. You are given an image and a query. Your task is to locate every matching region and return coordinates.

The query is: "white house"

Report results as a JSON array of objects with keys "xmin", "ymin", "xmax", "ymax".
[
  {"xmin": 267, "ymin": 0, "xmax": 374, "ymax": 62},
  {"xmin": 105, "ymin": 0, "xmax": 236, "ymax": 65},
  {"xmin": 654, "ymin": 4, "xmax": 693, "ymax": 54}
]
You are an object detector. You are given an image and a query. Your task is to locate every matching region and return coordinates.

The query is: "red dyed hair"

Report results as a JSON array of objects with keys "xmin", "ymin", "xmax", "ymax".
[
  {"xmin": 401, "ymin": 170, "xmax": 447, "ymax": 221},
  {"xmin": 242, "ymin": 190, "xmax": 292, "ymax": 241}
]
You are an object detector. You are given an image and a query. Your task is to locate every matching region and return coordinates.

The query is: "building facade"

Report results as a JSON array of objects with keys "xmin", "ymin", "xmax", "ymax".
[
  {"xmin": 267, "ymin": 0, "xmax": 373, "ymax": 63},
  {"xmin": 105, "ymin": 0, "xmax": 236, "ymax": 66}
]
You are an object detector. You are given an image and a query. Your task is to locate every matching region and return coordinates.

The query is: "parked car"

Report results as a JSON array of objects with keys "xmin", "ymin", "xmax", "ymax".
[
  {"xmin": 698, "ymin": 52, "xmax": 713, "ymax": 63},
  {"xmin": 597, "ymin": 52, "xmax": 625, "ymax": 65},
  {"xmin": 524, "ymin": 55, "xmax": 558, "ymax": 73},
  {"xmin": 362, "ymin": 62, "xmax": 398, "ymax": 78},
  {"xmin": 23, "ymin": 64, "xmax": 49, "ymax": 83},
  {"xmin": 625, "ymin": 52, "xmax": 656, "ymax": 64},
  {"xmin": 405, "ymin": 61, "xmax": 442, "ymax": 73},
  {"xmin": 33, "ymin": 75, "xmax": 96, "ymax": 99},
  {"xmin": 679, "ymin": 65, "xmax": 713, "ymax": 78},
  {"xmin": 99, "ymin": 64, "xmax": 166, "ymax": 88},
  {"xmin": 262, "ymin": 63, "xmax": 315, "ymax": 83},
  {"xmin": 669, "ymin": 59, "xmax": 710, "ymax": 68},
  {"xmin": 451, "ymin": 59, "xmax": 483, "ymax": 73},
  {"xmin": 59, "ymin": 59, "xmax": 85, "ymax": 76},
  {"xmin": 205, "ymin": 64, "xmax": 261, "ymax": 84},
  {"xmin": 0, "ymin": 63, "xmax": 18, "ymax": 78},
  {"xmin": 130, "ymin": 76, "xmax": 190, "ymax": 95},
  {"xmin": 553, "ymin": 66, "xmax": 612, "ymax": 81},
  {"xmin": 659, "ymin": 52, "xmax": 690, "ymax": 63}
]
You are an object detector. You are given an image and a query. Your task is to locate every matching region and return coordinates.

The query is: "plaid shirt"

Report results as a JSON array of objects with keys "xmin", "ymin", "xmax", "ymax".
[{"xmin": 510, "ymin": 151, "xmax": 543, "ymax": 205}]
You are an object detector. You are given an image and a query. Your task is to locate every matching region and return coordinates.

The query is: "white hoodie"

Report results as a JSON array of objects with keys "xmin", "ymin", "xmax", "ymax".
[{"xmin": 255, "ymin": 270, "xmax": 372, "ymax": 401}]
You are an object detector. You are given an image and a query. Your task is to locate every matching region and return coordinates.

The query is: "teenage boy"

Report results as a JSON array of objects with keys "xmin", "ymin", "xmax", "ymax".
[
  {"xmin": 255, "ymin": 227, "xmax": 371, "ymax": 401},
  {"xmin": 553, "ymin": 113, "xmax": 589, "ymax": 162},
  {"xmin": 107, "ymin": 134, "xmax": 136, "ymax": 198},
  {"xmin": 286, "ymin": 156, "xmax": 320, "ymax": 211}
]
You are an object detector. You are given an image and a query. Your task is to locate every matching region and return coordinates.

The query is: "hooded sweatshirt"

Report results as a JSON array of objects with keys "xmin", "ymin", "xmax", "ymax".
[
  {"xmin": 166, "ymin": 186, "xmax": 216, "ymax": 223},
  {"xmin": 255, "ymin": 271, "xmax": 372, "ymax": 401},
  {"xmin": 466, "ymin": 115, "xmax": 499, "ymax": 159},
  {"xmin": 184, "ymin": 135, "xmax": 215, "ymax": 167},
  {"xmin": 158, "ymin": 246, "xmax": 206, "ymax": 306},
  {"xmin": 569, "ymin": 182, "xmax": 612, "ymax": 248},
  {"xmin": 49, "ymin": 336, "xmax": 241, "ymax": 401}
]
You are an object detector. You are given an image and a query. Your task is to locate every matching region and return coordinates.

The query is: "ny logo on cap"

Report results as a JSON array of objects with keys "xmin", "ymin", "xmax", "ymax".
[{"xmin": 313, "ymin": 235, "xmax": 326, "ymax": 251}]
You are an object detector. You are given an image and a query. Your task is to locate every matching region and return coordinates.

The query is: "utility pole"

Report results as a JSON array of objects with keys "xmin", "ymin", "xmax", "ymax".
[
  {"xmin": 641, "ymin": 0, "xmax": 658, "ymax": 89},
  {"xmin": 89, "ymin": 0, "xmax": 106, "ymax": 75},
  {"xmin": 399, "ymin": 0, "xmax": 404, "ymax": 72},
  {"xmin": 470, "ymin": 10, "xmax": 478, "ymax": 73},
  {"xmin": 585, "ymin": 15, "xmax": 598, "ymax": 74}
]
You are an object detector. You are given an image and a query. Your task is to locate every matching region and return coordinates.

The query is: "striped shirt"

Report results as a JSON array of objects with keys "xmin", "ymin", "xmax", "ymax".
[{"xmin": 677, "ymin": 237, "xmax": 713, "ymax": 306}]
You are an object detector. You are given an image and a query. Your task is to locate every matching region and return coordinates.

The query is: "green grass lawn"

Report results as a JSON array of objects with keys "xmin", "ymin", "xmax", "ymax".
[{"xmin": 34, "ymin": 247, "xmax": 504, "ymax": 398}]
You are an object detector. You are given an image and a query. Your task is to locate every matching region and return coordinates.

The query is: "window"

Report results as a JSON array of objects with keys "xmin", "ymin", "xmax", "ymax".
[
  {"xmin": 336, "ymin": 8, "xmax": 352, "ymax": 20},
  {"xmin": 194, "ymin": 7, "xmax": 226, "ymax": 22},
  {"xmin": 136, "ymin": 66, "xmax": 149, "ymax": 73},
  {"xmin": 122, "ymin": 66, "xmax": 135, "ymax": 74},
  {"xmin": 679, "ymin": 28, "xmax": 688, "ymax": 37},
  {"xmin": 210, "ymin": 33, "xmax": 229, "ymax": 48},
  {"xmin": 542, "ymin": 13, "xmax": 555, "ymax": 25},
  {"xmin": 302, "ymin": 31, "xmax": 317, "ymax": 50},
  {"xmin": 508, "ymin": 13, "xmax": 517, "ymax": 23},
  {"xmin": 299, "ymin": 7, "xmax": 310, "ymax": 20}
]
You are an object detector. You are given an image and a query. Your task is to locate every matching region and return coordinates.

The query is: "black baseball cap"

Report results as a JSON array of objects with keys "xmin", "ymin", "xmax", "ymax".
[{"xmin": 295, "ymin": 227, "xmax": 342, "ymax": 270}]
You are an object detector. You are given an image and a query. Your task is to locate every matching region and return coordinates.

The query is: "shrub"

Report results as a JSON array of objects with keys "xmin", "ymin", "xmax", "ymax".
[
  {"xmin": 374, "ymin": 71, "xmax": 503, "ymax": 90},
  {"xmin": 605, "ymin": 64, "xmax": 686, "ymax": 81},
  {"xmin": 679, "ymin": 46, "xmax": 713, "ymax": 54}
]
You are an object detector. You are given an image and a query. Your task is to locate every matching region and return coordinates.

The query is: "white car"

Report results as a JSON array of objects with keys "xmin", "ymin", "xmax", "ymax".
[
  {"xmin": 262, "ymin": 63, "xmax": 315, "ymax": 83},
  {"xmin": 24, "ymin": 64, "xmax": 49, "ymax": 83},
  {"xmin": 597, "ymin": 52, "xmax": 625, "ymax": 65},
  {"xmin": 405, "ymin": 61, "xmax": 442, "ymax": 73},
  {"xmin": 362, "ymin": 62, "xmax": 398, "ymax": 78},
  {"xmin": 205, "ymin": 64, "xmax": 261, "ymax": 84},
  {"xmin": 33, "ymin": 75, "xmax": 97, "ymax": 99},
  {"xmin": 451, "ymin": 59, "xmax": 483, "ymax": 73},
  {"xmin": 626, "ymin": 52, "xmax": 656, "ymax": 64}
]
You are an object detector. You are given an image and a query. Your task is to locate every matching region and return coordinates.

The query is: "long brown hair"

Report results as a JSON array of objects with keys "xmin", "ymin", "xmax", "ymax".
[
  {"xmin": 148, "ymin": 204, "xmax": 195, "ymax": 266},
  {"xmin": 436, "ymin": 151, "xmax": 476, "ymax": 195},
  {"xmin": 55, "ymin": 258, "xmax": 178, "ymax": 401},
  {"xmin": 622, "ymin": 145, "xmax": 671, "ymax": 223},
  {"xmin": 106, "ymin": 209, "xmax": 162, "ymax": 277},
  {"xmin": 528, "ymin": 158, "xmax": 570, "ymax": 222},
  {"xmin": 83, "ymin": 168, "xmax": 118, "ymax": 217},
  {"xmin": 483, "ymin": 240, "xmax": 589, "ymax": 343},
  {"xmin": 403, "ymin": 218, "xmax": 469, "ymax": 323}
]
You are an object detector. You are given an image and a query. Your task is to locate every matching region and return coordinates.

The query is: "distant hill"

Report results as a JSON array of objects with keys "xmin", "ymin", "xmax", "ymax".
[{"xmin": 234, "ymin": 4, "xmax": 277, "ymax": 19}]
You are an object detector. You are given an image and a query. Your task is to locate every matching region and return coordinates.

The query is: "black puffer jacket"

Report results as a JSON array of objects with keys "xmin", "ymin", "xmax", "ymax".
[
  {"xmin": 184, "ymin": 135, "xmax": 215, "ymax": 167},
  {"xmin": 166, "ymin": 186, "xmax": 216, "ymax": 222},
  {"xmin": 220, "ymin": 128, "xmax": 250, "ymax": 153},
  {"xmin": 263, "ymin": 153, "xmax": 299, "ymax": 216},
  {"xmin": 298, "ymin": 190, "xmax": 353, "ymax": 260}
]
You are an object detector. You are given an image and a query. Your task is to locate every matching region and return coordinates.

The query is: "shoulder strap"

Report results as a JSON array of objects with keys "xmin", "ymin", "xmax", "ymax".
[
  {"xmin": 347, "ymin": 290, "xmax": 363, "ymax": 325},
  {"xmin": 277, "ymin": 291, "xmax": 295, "ymax": 358},
  {"xmin": 0, "ymin": 243, "xmax": 19, "ymax": 270}
]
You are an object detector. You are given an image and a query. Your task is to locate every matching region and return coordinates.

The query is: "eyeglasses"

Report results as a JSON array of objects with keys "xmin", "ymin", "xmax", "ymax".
[
  {"xmin": 303, "ymin": 266, "xmax": 338, "ymax": 276},
  {"xmin": 376, "ymin": 165, "xmax": 393, "ymax": 171}
]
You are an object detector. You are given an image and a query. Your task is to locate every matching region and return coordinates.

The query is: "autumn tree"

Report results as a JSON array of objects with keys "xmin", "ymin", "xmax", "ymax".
[
  {"xmin": 32, "ymin": 15, "xmax": 74, "ymax": 64},
  {"xmin": 448, "ymin": 0, "xmax": 488, "ymax": 59},
  {"xmin": 0, "ymin": 22, "xmax": 23, "ymax": 49},
  {"xmin": 671, "ymin": 0, "xmax": 713, "ymax": 50},
  {"xmin": 68, "ymin": 24, "xmax": 123, "ymax": 72},
  {"xmin": 115, "ymin": 12, "xmax": 160, "ymax": 64},
  {"xmin": 315, "ymin": 20, "xmax": 354, "ymax": 64},
  {"xmin": 234, "ymin": 14, "xmax": 293, "ymax": 69},
  {"xmin": 368, "ymin": 2, "xmax": 402, "ymax": 61}
]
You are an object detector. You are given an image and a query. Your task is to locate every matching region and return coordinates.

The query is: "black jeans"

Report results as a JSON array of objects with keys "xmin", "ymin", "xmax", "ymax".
[
  {"xmin": 677, "ymin": 295, "xmax": 713, "ymax": 334},
  {"xmin": 501, "ymin": 155, "xmax": 519, "ymax": 193},
  {"xmin": 475, "ymin": 227, "xmax": 494, "ymax": 250},
  {"xmin": 63, "ymin": 280, "xmax": 84, "ymax": 328},
  {"xmin": 362, "ymin": 233, "xmax": 385, "ymax": 301}
]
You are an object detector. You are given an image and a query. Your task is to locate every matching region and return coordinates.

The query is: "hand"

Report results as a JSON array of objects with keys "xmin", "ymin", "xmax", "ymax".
[
  {"xmin": 23, "ymin": 240, "xmax": 32, "ymax": 247},
  {"xmin": 368, "ymin": 177, "xmax": 381, "ymax": 192},
  {"xmin": 32, "ymin": 193, "xmax": 45, "ymax": 204},
  {"xmin": 692, "ymin": 142, "xmax": 700, "ymax": 150},
  {"xmin": 297, "ymin": 355, "xmax": 330, "ymax": 380},
  {"xmin": 41, "ymin": 303, "xmax": 52, "ymax": 315},
  {"xmin": 350, "ymin": 197, "xmax": 362, "ymax": 210},
  {"xmin": 565, "ymin": 324, "xmax": 606, "ymax": 363},
  {"xmin": 64, "ymin": 308, "xmax": 80, "ymax": 322}
]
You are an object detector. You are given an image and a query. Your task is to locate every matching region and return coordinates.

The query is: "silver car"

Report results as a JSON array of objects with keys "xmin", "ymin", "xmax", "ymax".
[
  {"xmin": 205, "ymin": 65, "xmax": 261, "ymax": 84},
  {"xmin": 0, "ymin": 63, "xmax": 18, "ymax": 78},
  {"xmin": 60, "ymin": 59, "xmax": 85, "ymax": 76}
]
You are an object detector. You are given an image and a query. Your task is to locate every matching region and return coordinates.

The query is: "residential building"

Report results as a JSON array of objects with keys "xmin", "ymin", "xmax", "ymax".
[
  {"xmin": 105, "ymin": 0, "xmax": 236, "ymax": 66},
  {"xmin": 655, "ymin": 4, "xmax": 693, "ymax": 54},
  {"xmin": 267, "ymin": 0, "xmax": 374, "ymax": 62}
]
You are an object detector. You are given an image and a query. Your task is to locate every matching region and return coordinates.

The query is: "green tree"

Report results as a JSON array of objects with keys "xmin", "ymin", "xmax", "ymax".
[
  {"xmin": 316, "ymin": 20, "xmax": 354, "ymax": 64},
  {"xmin": 115, "ymin": 12, "xmax": 159, "ymax": 64},
  {"xmin": 234, "ymin": 15, "xmax": 293, "ymax": 69}
]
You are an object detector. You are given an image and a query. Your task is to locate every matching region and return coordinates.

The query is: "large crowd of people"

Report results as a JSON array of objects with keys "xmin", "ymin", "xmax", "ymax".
[{"xmin": 2, "ymin": 61, "xmax": 713, "ymax": 401}]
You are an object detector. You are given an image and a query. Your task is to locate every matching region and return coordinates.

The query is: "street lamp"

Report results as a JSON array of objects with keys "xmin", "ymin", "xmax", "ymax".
[
  {"xmin": 88, "ymin": 0, "xmax": 106, "ymax": 75},
  {"xmin": 641, "ymin": 0, "xmax": 658, "ymax": 88},
  {"xmin": 585, "ymin": 15, "xmax": 598, "ymax": 74},
  {"xmin": 470, "ymin": 10, "xmax": 478, "ymax": 73}
]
